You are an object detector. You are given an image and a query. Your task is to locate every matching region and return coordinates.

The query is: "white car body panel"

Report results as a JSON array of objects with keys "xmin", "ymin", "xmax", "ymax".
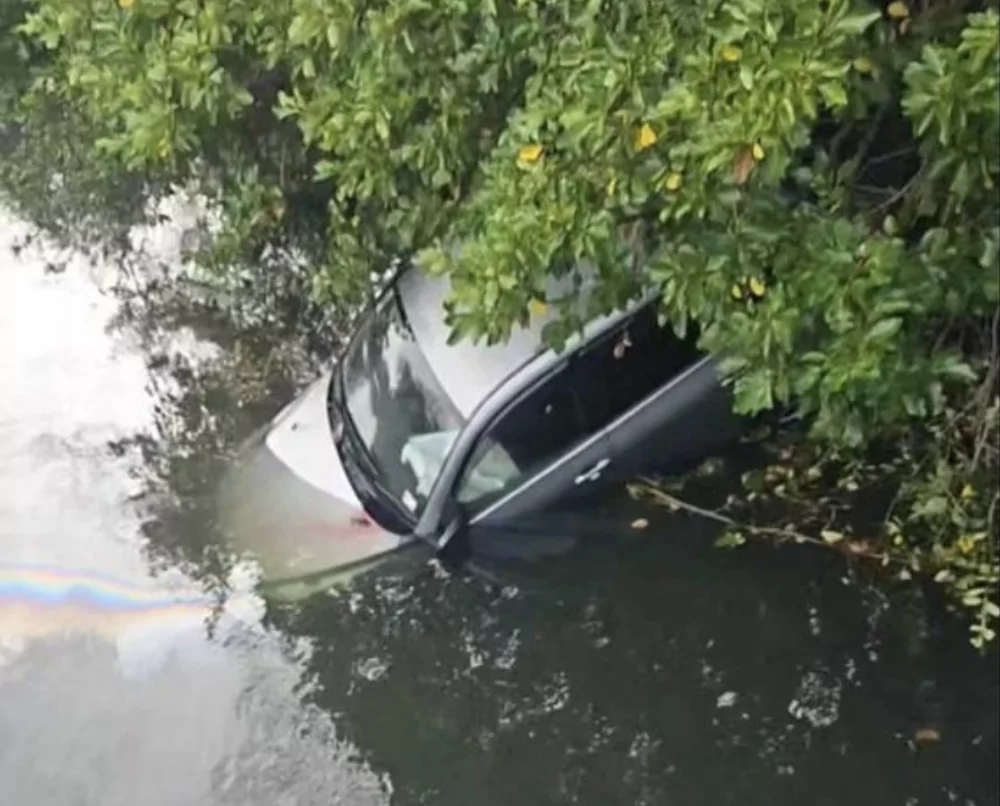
[
  {"xmin": 264, "ymin": 370, "xmax": 358, "ymax": 503},
  {"xmin": 220, "ymin": 371, "xmax": 413, "ymax": 585}
]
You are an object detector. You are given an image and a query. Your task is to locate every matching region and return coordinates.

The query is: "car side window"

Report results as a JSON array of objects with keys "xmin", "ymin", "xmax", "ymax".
[
  {"xmin": 455, "ymin": 366, "xmax": 586, "ymax": 511},
  {"xmin": 574, "ymin": 303, "xmax": 701, "ymax": 433}
]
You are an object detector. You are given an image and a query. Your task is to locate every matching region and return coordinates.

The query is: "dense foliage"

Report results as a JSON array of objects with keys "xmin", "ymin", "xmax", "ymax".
[{"xmin": 1, "ymin": 0, "xmax": 997, "ymax": 644}]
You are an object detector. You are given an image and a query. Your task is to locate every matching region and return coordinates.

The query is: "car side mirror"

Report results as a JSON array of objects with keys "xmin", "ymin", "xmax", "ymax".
[{"xmin": 436, "ymin": 504, "xmax": 470, "ymax": 568}]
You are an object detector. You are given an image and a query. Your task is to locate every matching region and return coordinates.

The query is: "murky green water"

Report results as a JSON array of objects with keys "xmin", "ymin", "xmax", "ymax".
[{"xmin": 1, "ymin": 205, "xmax": 996, "ymax": 806}]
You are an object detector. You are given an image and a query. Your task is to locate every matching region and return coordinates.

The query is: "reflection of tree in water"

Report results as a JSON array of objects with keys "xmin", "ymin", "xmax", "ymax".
[
  {"xmin": 345, "ymin": 303, "xmax": 413, "ymax": 492},
  {"xmin": 103, "ymin": 253, "xmax": 353, "ymax": 590},
  {"xmin": 263, "ymin": 517, "xmax": 999, "ymax": 806},
  {"xmin": 348, "ymin": 299, "xmax": 458, "ymax": 506}
]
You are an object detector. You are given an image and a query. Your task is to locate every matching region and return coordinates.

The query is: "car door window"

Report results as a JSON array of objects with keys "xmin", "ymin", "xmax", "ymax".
[
  {"xmin": 574, "ymin": 303, "xmax": 701, "ymax": 432},
  {"xmin": 456, "ymin": 366, "xmax": 586, "ymax": 511}
]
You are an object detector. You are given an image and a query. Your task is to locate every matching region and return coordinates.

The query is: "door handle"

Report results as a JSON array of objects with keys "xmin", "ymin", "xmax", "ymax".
[{"xmin": 574, "ymin": 457, "xmax": 610, "ymax": 485}]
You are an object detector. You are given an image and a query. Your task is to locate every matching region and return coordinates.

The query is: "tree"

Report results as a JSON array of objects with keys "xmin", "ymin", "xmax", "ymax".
[{"xmin": 1, "ymin": 0, "xmax": 997, "ymax": 645}]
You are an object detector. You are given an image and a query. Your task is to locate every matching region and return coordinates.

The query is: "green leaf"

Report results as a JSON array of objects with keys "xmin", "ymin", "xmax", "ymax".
[
  {"xmin": 734, "ymin": 371, "xmax": 774, "ymax": 414},
  {"xmin": 326, "ymin": 23, "xmax": 341, "ymax": 50},
  {"xmin": 979, "ymin": 234, "xmax": 999, "ymax": 269},
  {"xmin": 963, "ymin": 590, "xmax": 985, "ymax": 606},
  {"xmin": 951, "ymin": 161, "xmax": 971, "ymax": 198},
  {"xmin": 445, "ymin": 316, "xmax": 475, "ymax": 346},
  {"xmin": 431, "ymin": 165, "xmax": 451, "ymax": 188},
  {"xmin": 715, "ymin": 531, "xmax": 747, "ymax": 549},
  {"xmin": 483, "ymin": 280, "xmax": 499, "ymax": 308},
  {"xmin": 833, "ymin": 11, "xmax": 882, "ymax": 36},
  {"xmin": 866, "ymin": 317, "xmax": 903, "ymax": 341},
  {"xmin": 938, "ymin": 356, "xmax": 977, "ymax": 383},
  {"xmin": 314, "ymin": 159, "xmax": 337, "ymax": 180},
  {"xmin": 232, "ymin": 87, "xmax": 254, "ymax": 107},
  {"xmin": 288, "ymin": 14, "xmax": 309, "ymax": 45},
  {"xmin": 818, "ymin": 81, "xmax": 848, "ymax": 109},
  {"xmin": 918, "ymin": 496, "xmax": 949, "ymax": 517}
]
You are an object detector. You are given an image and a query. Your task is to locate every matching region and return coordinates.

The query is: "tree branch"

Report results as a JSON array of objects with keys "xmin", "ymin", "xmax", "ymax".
[{"xmin": 628, "ymin": 478, "xmax": 894, "ymax": 564}]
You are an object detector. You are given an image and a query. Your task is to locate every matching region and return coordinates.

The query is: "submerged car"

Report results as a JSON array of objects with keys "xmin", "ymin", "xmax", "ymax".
[{"xmin": 220, "ymin": 262, "xmax": 740, "ymax": 584}]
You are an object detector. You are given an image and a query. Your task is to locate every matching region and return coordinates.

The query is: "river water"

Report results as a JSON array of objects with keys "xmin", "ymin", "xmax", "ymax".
[{"xmin": 0, "ymin": 205, "xmax": 997, "ymax": 806}]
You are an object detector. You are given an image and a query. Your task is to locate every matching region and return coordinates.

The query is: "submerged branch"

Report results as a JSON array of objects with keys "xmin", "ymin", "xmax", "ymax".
[{"xmin": 628, "ymin": 477, "xmax": 893, "ymax": 564}]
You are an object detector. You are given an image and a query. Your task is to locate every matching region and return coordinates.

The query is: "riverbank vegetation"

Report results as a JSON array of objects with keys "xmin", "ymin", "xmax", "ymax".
[{"xmin": 1, "ymin": 0, "xmax": 997, "ymax": 646}]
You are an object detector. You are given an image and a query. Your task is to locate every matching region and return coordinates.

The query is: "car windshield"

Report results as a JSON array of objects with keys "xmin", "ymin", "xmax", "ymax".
[{"xmin": 339, "ymin": 289, "xmax": 466, "ymax": 516}]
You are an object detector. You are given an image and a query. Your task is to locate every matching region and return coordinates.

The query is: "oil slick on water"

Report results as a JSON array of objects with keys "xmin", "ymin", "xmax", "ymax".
[
  {"xmin": 0, "ymin": 563, "xmax": 265, "ymax": 678},
  {"xmin": 0, "ymin": 548, "xmax": 429, "ymax": 680}
]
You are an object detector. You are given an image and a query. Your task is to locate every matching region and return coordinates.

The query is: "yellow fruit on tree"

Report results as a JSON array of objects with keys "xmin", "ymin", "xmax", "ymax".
[
  {"xmin": 517, "ymin": 144, "xmax": 544, "ymax": 165},
  {"xmin": 887, "ymin": 1, "xmax": 910, "ymax": 19},
  {"xmin": 721, "ymin": 45, "xmax": 742, "ymax": 63},
  {"xmin": 635, "ymin": 123, "xmax": 658, "ymax": 152}
]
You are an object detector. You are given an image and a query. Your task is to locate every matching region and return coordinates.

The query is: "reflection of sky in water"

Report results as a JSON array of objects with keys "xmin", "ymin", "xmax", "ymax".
[
  {"xmin": 0, "ymin": 205, "xmax": 391, "ymax": 804},
  {"xmin": 0, "ymin": 206, "xmax": 232, "ymax": 675},
  {"xmin": 1, "ymin": 211, "xmax": 153, "ymax": 577}
]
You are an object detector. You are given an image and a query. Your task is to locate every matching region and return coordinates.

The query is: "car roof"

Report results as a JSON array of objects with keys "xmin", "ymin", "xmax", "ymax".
[{"xmin": 396, "ymin": 264, "xmax": 633, "ymax": 419}]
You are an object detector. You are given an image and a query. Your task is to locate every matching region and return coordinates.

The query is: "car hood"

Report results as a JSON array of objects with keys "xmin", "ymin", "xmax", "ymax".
[
  {"xmin": 264, "ymin": 369, "xmax": 358, "ymax": 504},
  {"xmin": 218, "ymin": 370, "xmax": 415, "ymax": 584}
]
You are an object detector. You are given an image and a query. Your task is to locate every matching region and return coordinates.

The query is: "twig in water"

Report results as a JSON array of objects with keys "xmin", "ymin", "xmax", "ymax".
[{"xmin": 629, "ymin": 477, "xmax": 892, "ymax": 563}]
